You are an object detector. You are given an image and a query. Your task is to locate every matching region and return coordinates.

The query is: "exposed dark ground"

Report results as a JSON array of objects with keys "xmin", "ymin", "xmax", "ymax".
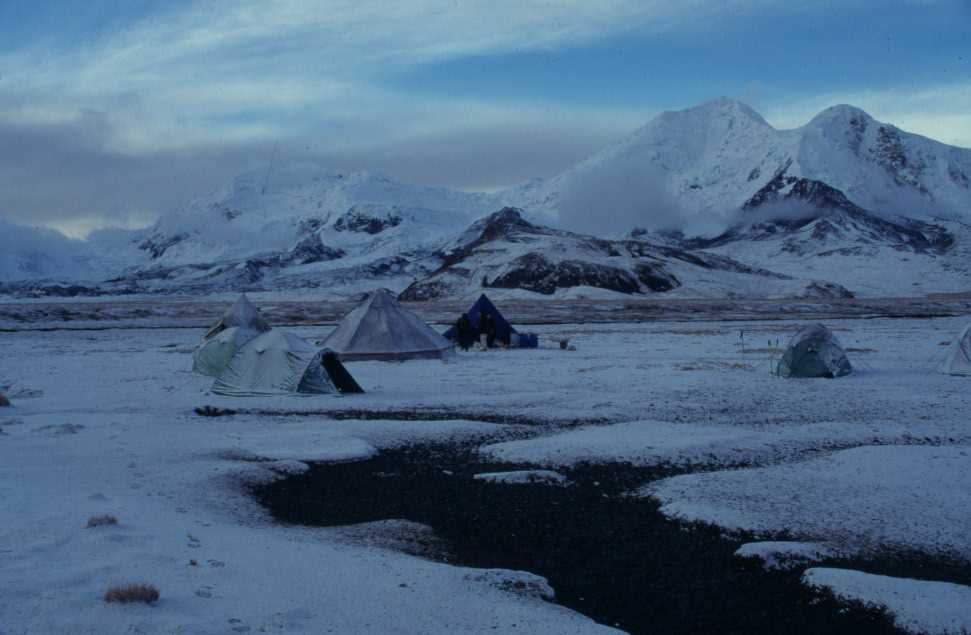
[
  {"xmin": 4, "ymin": 294, "xmax": 971, "ymax": 331},
  {"xmin": 251, "ymin": 442, "xmax": 957, "ymax": 635}
]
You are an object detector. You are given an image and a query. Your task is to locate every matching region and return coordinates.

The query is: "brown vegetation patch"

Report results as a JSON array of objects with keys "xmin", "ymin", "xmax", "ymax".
[
  {"xmin": 676, "ymin": 361, "xmax": 754, "ymax": 371},
  {"xmin": 104, "ymin": 583, "xmax": 159, "ymax": 604},
  {"xmin": 85, "ymin": 514, "xmax": 118, "ymax": 528}
]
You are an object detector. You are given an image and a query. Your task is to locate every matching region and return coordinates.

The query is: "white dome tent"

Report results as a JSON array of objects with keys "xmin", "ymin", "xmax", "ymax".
[
  {"xmin": 939, "ymin": 323, "xmax": 971, "ymax": 376},
  {"xmin": 212, "ymin": 330, "xmax": 346, "ymax": 397},
  {"xmin": 193, "ymin": 294, "xmax": 271, "ymax": 377},
  {"xmin": 323, "ymin": 289, "xmax": 453, "ymax": 361}
]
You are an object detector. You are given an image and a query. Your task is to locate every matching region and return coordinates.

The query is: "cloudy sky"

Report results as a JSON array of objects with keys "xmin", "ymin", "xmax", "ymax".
[{"xmin": 0, "ymin": 0, "xmax": 968, "ymax": 236}]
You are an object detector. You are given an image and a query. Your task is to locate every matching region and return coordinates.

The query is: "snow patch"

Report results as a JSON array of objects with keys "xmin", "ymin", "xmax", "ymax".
[
  {"xmin": 228, "ymin": 432, "xmax": 378, "ymax": 464},
  {"xmin": 735, "ymin": 541, "xmax": 840, "ymax": 570},
  {"xmin": 803, "ymin": 568, "xmax": 971, "ymax": 635},
  {"xmin": 647, "ymin": 445, "xmax": 971, "ymax": 558},
  {"xmin": 464, "ymin": 569, "xmax": 556, "ymax": 602},
  {"xmin": 474, "ymin": 470, "xmax": 570, "ymax": 486},
  {"xmin": 479, "ymin": 420, "xmax": 952, "ymax": 470}
]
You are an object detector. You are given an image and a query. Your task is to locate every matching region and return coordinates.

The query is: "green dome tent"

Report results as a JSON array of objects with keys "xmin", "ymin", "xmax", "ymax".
[
  {"xmin": 776, "ymin": 324, "xmax": 852, "ymax": 378},
  {"xmin": 212, "ymin": 330, "xmax": 362, "ymax": 396}
]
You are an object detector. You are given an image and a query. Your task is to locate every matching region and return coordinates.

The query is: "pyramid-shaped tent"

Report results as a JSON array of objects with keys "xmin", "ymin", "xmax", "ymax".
[
  {"xmin": 939, "ymin": 323, "xmax": 971, "ymax": 376},
  {"xmin": 204, "ymin": 294, "xmax": 270, "ymax": 339},
  {"xmin": 443, "ymin": 294, "xmax": 516, "ymax": 343},
  {"xmin": 323, "ymin": 289, "xmax": 453, "ymax": 361},
  {"xmin": 193, "ymin": 294, "xmax": 272, "ymax": 377},
  {"xmin": 775, "ymin": 324, "xmax": 852, "ymax": 378},
  {"xmin": 212, "ymin": 330, "xmax": 358, "ymax": 396}
]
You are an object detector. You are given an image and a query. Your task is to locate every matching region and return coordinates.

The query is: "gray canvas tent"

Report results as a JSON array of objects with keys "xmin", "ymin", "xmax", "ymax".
[
  {"xmin": 204, "ymin": 294, "xmax": 270, "ymax": 339},
  {"xmin": 211, "ymin": 330, "xmax": 342, "ymax": 397},
  {"xmin": 193, "ymin": 294, "xmax": 271, "ymax": 377},
  {"xmin": 776, "ymin": 324, "xmax": 852, "ymax": 378},
  {"xmin": 323, "ymin": 289, "xmax": 453, "ymax": 361},
  {"xmin": 938, "ymin": 323, "xmax": 971, "ymax": 376}
]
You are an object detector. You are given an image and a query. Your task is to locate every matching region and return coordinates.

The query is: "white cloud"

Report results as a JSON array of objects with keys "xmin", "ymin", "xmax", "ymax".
[
  {"xmin": 0, "ymin": 0, "xmax": 966, "ymax": 233},
  {"xmin": 0, "ymin": 0, "xmax": 827, "ymax": 153}
]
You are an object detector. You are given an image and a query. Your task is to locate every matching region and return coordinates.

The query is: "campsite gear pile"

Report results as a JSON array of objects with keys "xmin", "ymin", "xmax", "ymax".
[
  {"xmin": 192, "ymin": 294, "xmax": 363, "ymax": 396},
  {"xmin": 775, "ymin": 324, "xmax": 853, "ymax": 378},
  {"xmin": 510, "ymin": 333, "xmax": 539, "ymax": 348}
]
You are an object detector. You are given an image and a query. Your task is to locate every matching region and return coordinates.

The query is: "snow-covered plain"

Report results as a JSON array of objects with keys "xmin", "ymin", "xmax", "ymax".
[
  {"xmin": 0, "ymin": 325, "xmax": 616, "ymax": 634},
  {"xmin": 2, "ymin": 312, "xmax": 971, "ymax": 632}
]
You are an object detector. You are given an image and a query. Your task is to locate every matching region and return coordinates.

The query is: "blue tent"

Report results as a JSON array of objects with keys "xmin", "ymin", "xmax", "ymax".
[{"xmin": 444, "ymin": 294, "xmax": 516, "ymax": 343}]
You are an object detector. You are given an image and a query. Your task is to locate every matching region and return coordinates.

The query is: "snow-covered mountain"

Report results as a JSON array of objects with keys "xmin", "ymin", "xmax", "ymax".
[
  {"xmin": 2, "ymin": 99, "xmax": 970, "ymax": 299},
  {"xmin": 502, "ymin": 98, "xmax": 971, "ymax": 296},
  {"xmin": 400, "ymin": 208, "xmax": 803, "ymax": 301},
  {"xmin": 21, "ymin": 168, "xmax": 508, "ymax": 297},
  {"xmin": 512, "ymin": 98, "xmax": 971, "ymax": 226}
]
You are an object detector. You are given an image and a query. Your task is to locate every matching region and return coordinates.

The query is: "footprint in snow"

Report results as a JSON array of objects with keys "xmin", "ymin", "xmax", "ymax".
[{"xmin": 34, "ymin": 423, "xmax": 84, "ymax": 435}]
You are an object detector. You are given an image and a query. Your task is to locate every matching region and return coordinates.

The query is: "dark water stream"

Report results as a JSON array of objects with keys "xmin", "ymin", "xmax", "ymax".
[{"xmin": 251, "ymin": 444, "xmax": 918, "ymax": 634}]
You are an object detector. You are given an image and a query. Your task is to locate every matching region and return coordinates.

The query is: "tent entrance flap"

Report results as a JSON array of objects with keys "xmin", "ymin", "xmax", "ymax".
[{"xmin": 321, "ymin": 352, "xmax": 365, "ymax": 394}]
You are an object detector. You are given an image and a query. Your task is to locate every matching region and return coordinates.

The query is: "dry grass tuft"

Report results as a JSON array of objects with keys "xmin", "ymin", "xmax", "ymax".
[
  {"xmin": 672, "ymin": 329, "xmax": 724, "ymax": 336},
  {"xmin": 727, "ymin": 362, "xmax": 752, "ymax": 369},
  {"xmin": 104, "ymin": 583, "xmax": 160, "ymax": 604},
  {"xmin": 85, "ymin": 514, "xmax": 118, "ymax": 528}
]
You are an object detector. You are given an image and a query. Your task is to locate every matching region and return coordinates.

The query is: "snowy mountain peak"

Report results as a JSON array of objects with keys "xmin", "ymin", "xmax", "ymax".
[
  {"xmin": 807, "ymin": 103, "xmax": 874, "ymax": 127},
  {"xmin": 635, "ymin": 97, "xmax": 772, "ymax": 143},
  {"xmin": 690, "ymin": 97, "xmax": 771, "ymax": 125}
]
